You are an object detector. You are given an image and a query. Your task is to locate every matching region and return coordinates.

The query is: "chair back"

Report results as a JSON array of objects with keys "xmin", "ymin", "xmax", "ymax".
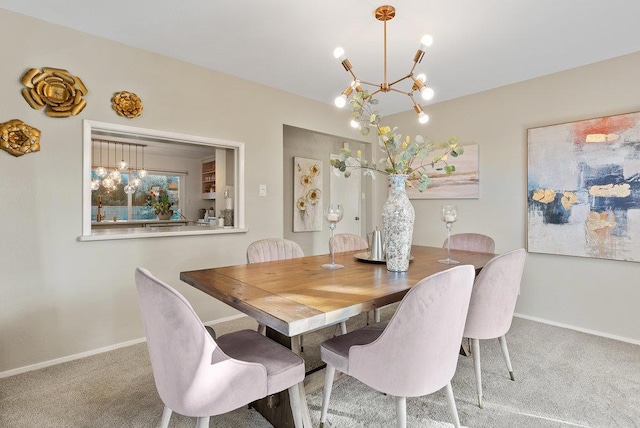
[
  {"xmin": 135, "ymin": 268, "xmax": 267, "ymax": 417},
  {"xmin": 348, "ymin": 265, "xmax": 475, "ymax": 397},
  {"xmin": 330, "ymin": 233, "xmax": 368, "ymax": 253},
  {"xmin": 443, "ymin": 233, "xmax": 495, "ymax": 253},
  {"xmin": 463, "ymin": 248, "xmax": 527, "ymax": 339},
  {"xmin": 247, "ymin": 238, "xmax": 304, "ymax": 263}
]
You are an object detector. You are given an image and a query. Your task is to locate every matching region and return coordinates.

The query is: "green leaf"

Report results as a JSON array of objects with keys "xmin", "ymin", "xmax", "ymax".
[{"xmin": 444, "ymin": 165, "xmax": 456, "ymax": 173}]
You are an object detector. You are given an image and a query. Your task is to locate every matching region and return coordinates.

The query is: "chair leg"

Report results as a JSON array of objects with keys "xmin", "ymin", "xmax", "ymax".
[
  {"xmin": 444, "ymin": 382, "xmax": 461, "ymax": 428},
  {"xmin": 300, "ymin": 334, "xmax": 304, "ymax": 352},
  {"xmin": 394, "ymin": 396, "xmax": 406, "ymax": 428},
  {"xmin": 288, "ymin": 383, "xmax": 305, "ymax": 428},
  {"xmin": 159, "ymin": 405, "xmax": 172, "ymax": 428},
  {"xmin": 374, "ymin": 308, "xmax": 381, "ymax": 323},
  {"xmin": 498, "ymin": 335, "xmax": 515, "ymax": 381},
  {"xmin": 319, "ymin": 365, "xmax": 336, "ymax": 427},
  {"xmin": 195, "ymin": 416, "xmax": 209, "ymax": 428},
  {"xmin": 471, "ymin": 338, "xmax": 483, "ymax": 408},
  {"xmin": 257, "ymin": 324, "xmax": 266, "ymax": 335}
]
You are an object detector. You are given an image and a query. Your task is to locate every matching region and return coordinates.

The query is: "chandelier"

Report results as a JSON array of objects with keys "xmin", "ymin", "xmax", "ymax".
[
  {"xmin": 91, "ymin": 140, "xmax": 147, "ymax": 195},
  {"xmin": 334, "ymin": 5, "xmax": 434, "ymax": 124}
]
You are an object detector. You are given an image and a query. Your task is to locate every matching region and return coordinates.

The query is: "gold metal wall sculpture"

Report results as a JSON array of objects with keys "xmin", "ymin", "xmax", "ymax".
[
  {"xmin": 111, "ymin": 91, "xmax": 143, "ymax": 118},
  {"xmin": 0, "ymin": 119, "xmax": 41, "ymax": 157},
  {"xmin": 21, "ymin": 67, "xmax": 88, "ymax": 117}
]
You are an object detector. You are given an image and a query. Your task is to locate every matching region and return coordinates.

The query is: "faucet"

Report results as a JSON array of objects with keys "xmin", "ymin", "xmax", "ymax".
[{"xmin": 96, "ymin": 196, "xmax": 105, "ymax": 222}]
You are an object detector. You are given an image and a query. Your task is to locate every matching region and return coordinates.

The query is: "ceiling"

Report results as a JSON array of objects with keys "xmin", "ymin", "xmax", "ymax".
[{"xmin": 2, "ymin": 0, "xmax": 640, "ymax": 116}]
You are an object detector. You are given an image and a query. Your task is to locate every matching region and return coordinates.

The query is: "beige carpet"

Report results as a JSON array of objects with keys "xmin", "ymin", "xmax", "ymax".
[{"xmin": 1, "ymin": 313, "xmax": 639, "ymax": 427}]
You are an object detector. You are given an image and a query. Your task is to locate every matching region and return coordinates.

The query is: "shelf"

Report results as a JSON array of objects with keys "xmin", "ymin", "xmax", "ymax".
[{"xmin": 202, "ymin": 192, "xmax": 216, "ymax": 199}]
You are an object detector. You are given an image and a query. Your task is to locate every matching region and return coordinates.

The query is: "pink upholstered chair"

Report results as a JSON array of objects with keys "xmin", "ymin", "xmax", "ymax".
[
  {"xmin": 329, "ymin": 233, "xmax": 368, "ymax": 253},
  {"xmin": 463, "ymin": 248, "xmax": 527, "ymax": 408},
  {"xmin": 135, "ymin": 267, "xmax": 309, "ymax": 428},
  {"xmin": 246, "ymin": 238, "xmax": 304, "ymax": 263},
  {"xmin": 319, "ymin": 265, "xmax": 476, "ymax": 428},
  {"xmin": 443, "ymin": 232, "xmax": 495, "ymax": 253}
]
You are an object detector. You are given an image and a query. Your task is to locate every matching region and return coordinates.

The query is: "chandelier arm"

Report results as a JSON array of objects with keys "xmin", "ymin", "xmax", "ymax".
[
  {"xmin": 358, "ymin": 80, "xmax": 384, "ymax": 88},
  {"xmin": 388, "ymin": 74, "xmax": 413, "ymax": 87},
  {"xmin": 389, "ymin": 87, "xmax": 413, "ymax": 96}
]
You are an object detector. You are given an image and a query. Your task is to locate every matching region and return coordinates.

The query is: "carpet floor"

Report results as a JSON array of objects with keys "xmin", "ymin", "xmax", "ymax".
[{"xmin": 1, "ymin": 313, "xmax": 639, "ymax": 427}]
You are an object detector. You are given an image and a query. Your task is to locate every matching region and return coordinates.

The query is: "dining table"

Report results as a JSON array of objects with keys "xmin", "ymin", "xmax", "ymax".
[{"xmin": 180, "ymin": 244, "xmax": 494, "ymax": 428}]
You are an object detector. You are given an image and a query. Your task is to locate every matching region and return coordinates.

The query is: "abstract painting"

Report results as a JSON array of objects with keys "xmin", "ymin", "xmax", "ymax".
[
  {"xmin": 407, "ymin": 143, "xmax": 479, "ymax": 199},
  {"xmin": 528, "ymin": 111, "xmax": 640, "ymax": 262},
  {"xmin": 293, "ymin": 157, "xmax": 323, "ymax": 232}
]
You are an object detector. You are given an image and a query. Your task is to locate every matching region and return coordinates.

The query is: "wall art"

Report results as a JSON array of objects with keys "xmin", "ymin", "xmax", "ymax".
[
  {"xmin": 407, "ymin": 143, "xmax": 479, "ymax": 199},
  {"xmin": 21, "ymin": 67, "xmax": 88, "ymax": 117},
  {"xmin": 112, "ymin": 91, "xmax": 143, "ymax": 118},
  {"xmin": 0, "ymin": 119, "xmax": 40, "ymax": 157},
  {"xmin": 528, "ymin": 111, "xmax": 640, "ymax": 262},
  {"xmin": 293, "ymin": 157, "xmax": 323, "ymax": 232}
]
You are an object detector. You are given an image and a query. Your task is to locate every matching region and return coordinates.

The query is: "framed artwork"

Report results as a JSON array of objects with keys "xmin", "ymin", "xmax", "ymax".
[
  {"xmin": 293, "ymin": 157, "xmax": 323, "ymax": 232},
  {"xmin": 407, "ymin": 143, "xmax": 479, "ymax": 199},
  {"xmin": 527, "ymin": 111, "xmax": 640, "ymax": 262}
]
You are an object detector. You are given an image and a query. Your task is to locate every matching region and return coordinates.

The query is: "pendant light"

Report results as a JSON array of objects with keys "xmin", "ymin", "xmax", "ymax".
[
  {"xmin": 138, "ymin": 145, "xmax": 148, "ymax": 178},
  {"xmin": 130, "ymin": 145, "xmax": 142, "ymax": 187},
  {"xmin": 117, "ymin": 142, "xmax": 128, "ymax": 170},
  {"xmin": 95, "ymin": 140, "xmax": 107, "ymax": 178},
  {"xmin": 109, "ymin": 142, "xmax": 122, "ymax": 182}
]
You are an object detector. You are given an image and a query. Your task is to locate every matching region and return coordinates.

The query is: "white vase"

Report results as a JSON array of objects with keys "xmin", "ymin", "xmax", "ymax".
[{"xmin": 382, "ymin": 174, "xmax": 415, "ymax": 272}]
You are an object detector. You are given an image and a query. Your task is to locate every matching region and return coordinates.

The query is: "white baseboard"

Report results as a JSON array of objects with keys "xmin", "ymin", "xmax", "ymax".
[
  {"xmin": 514, "ymin": 312, "xmax": 640, "ymax": 346},
  {"xmin": 0, "ymin": 313, "xmax": 248, "ymax": 379}
]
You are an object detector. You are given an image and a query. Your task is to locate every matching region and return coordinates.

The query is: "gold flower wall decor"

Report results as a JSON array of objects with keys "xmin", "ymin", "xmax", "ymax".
[
  {"xmin": 112, "ymin": 91, "xmax": 143, "ymax": 118},
  {"xmin": 21, "ymin": 67, "xmax": 88, "ymax": 117},
  {"xmin": 0, "ymin": 119, "xmax": 41, "ymax": 157}
]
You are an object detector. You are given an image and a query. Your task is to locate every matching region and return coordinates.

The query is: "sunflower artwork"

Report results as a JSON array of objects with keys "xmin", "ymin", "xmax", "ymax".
[{"xmin": 293, "ymin": 157, "xmax": 323, "ymax": 232}]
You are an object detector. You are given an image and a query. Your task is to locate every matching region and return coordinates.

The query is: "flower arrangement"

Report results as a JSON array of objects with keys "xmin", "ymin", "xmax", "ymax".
[
  {"xmin": 148, "ymin": 189, "xmax": 172, "ymax": 213},
  {"xmin": 329, "ymin": 91, "xmax": 463, "ymax": 191}
]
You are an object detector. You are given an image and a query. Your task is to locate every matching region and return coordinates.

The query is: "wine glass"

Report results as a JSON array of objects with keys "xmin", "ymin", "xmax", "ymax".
[
  {"xmin": 322, "ymin": 204, "xmax": 344, "ymax": 269},
  {"xmin": 439, "ymin": 205, "xmax": 459, "ymax": 264}
]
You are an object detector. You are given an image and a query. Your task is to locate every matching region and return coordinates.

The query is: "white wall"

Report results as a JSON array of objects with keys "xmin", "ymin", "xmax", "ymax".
[
  {"xmin": 386, "ymin": 52, "xmax": 640, "ymax": 343},
  {"xmin": 0, "ymin": 9, "xmax": 358, "ymax": 374},
  {"xmin": 2, "ymin": 8, "xmax": 639, "ymax": 375}
]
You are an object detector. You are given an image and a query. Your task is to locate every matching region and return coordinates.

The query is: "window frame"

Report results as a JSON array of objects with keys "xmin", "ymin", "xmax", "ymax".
[{"xmin": 80, "ymin": 120, "xmax": 246, "ymax": 241}]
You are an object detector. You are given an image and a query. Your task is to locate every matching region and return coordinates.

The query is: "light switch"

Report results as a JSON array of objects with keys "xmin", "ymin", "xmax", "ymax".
[{"xmin": 259, "ymin": 184, "xmax": 267, "ymax": 197}]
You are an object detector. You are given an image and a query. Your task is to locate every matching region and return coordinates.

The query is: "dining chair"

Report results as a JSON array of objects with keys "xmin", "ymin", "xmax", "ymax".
[
  {"xmin": 329, "ymin": 233, "xmax": 368, "ymax": 253},
  {"xmin": 135, "ymin": 267, "xmax": 309, "ymax": 428},
  {"xmin": 246, "ymin": 238, "xmax": 346, "ymax": 349},
  {"xmin": 319, "ymin": 265, "xmax": 475, "ymax": 428},
  {"xmin": 246, "ymin": 237, "xmax": 305, "ymax": 263},
  {"xmin": 443, "ymin": 232, "xmax": 496, "ymax": 253},
  {"xmin": 463, "ymin": 248, "xmax": 527, "ymax": 408}
]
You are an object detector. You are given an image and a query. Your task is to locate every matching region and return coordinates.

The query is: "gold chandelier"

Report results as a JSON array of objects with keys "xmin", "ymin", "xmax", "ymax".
[{"xmin": 334, "ymin": 5, "xmax": 434, "ymax": 124}]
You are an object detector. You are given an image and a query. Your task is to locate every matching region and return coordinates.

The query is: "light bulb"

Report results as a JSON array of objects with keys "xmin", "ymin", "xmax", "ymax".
[
  {"xmin": 350, "ymin": 120, "xmax": 360, "ymax": 128},
  {"xmin": 420, "ymin": 87, "xmax": 434, "ymax": 101},
  {"xmin": 124, "ymin": 184, "xmax": 135, "ymax": 195},
  {"xmin": 102, "ymin": 177, "xmax": 114, "ymax": 188},
  {"xmin": 334, "ymin": 95, "xmax": 347, "ymax": 108},
  {"xmin": 138, "ymin": 168, "xmax": 148, "ymax": 178},
  {"xmin": 118, "ymin": 159, "xmax": 128, "ymax": 170},
  {"xmin": 418, "ymin": 111, "xmax": 430, "ymax": 124},
  {"xmin": 333, "ymin": 47, "xmax": 345, "ymax": 61},
  {"xmin": 416, "ymin": 73, "xmax": 427, "ymax": 83},
  {"xmin": 95, "ymin": 166, "xmax": 107, "ymax": 178},
  {"xmin": 131, "ymin": 177, "xmax": 142, "ymax": 187},
  {"xmin": 90, "ymin": 179, "xmax": 100, "ymax": 191},
  {"xmin": 110, "ymin": 170, "xmax": 121, "ymax": 181},
  {"xmin": 420, "ymin": 34, "xmax": 433, "ymax": 50}
]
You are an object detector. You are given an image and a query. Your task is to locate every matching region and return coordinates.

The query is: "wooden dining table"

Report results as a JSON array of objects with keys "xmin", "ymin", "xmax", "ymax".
[{"xmin": 180, "ymin": 244, "xmax": 494, "ymax": 428}]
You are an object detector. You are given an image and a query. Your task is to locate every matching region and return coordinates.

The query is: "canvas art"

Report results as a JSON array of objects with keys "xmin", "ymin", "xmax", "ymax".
[
  {"xmin": 407, "ymin": 143, "xmax": 479, "ymax": 199},
  {"xmin": 293, "ymin": 157, "xmax": 323, "ymax": 232},
  {"xmin": 527, "ymin": 111, "xmax": 640, "ymax": 262}
]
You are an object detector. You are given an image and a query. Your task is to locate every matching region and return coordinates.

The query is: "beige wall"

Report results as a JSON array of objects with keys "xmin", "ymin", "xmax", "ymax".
[
  {"xmin": 0, "ymin": 9, "xmax": 360, "ymax": 374},
  {"xmin": 1, "ymin": 8, "xmax": 639, "ymax": 375},
  {"xmin": 387, "ymin": 52, "xmax": 640, "ymax": 344}
]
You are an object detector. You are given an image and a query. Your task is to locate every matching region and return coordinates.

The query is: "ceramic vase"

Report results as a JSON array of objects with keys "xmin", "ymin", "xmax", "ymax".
[
  {"xmin": 382, "ymin": 174, "xmax": 415, "ymax": 272},
  {"xmin": 156, "ymin": 210, "xmax": 173, "ymax": 220}
]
